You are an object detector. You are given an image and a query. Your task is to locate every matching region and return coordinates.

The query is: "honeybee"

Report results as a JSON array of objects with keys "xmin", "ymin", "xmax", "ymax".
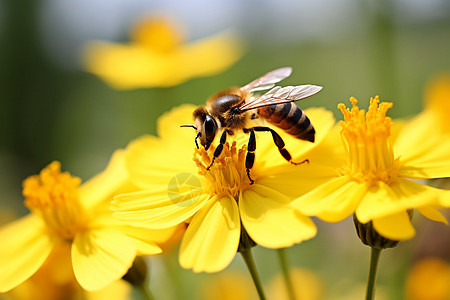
[{"xmin": 181, "ymin": 67, "xmax": 322, "ymax": 184}]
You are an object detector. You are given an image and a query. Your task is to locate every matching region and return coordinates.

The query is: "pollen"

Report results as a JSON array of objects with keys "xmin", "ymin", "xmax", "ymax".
[
  {"xmin": 193, "ymin": 141, "xmax": 249, "ymax": 199},
  {"xmin": 23, "ymin": 161, "xmax": 87, "ymax": 241},
  {"xmin": 337, "ymin": 96, "xmax": 400, "ymax": 185}
]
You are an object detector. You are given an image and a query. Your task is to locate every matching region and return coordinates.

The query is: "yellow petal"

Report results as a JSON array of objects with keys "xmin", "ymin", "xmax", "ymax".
[
  {"xmin": 125, "ymin": 135, "xmax": 196, "ymax": 189},
  {"xmin": 390, "ymin": 118, "xmax": 407, "ymax": 144},
  {"xmin": 86, "ymin": 279, "xmax": 133, "ymax": 300},
  {"xmin": 292, "ymin": 176, "xmax": 366, "ymax": 222},
  {"xmin": 440, "ymin": 190, "xmax": 450, "ymax": 206},
  {"xmin": 258, "ymin": 160, "xmax": 340, "ymax": 198},
  {"xmin": 0, "ymin": 215, "xmax": 54, "ymax": 292},
  {"xmin": 176, "ymin": 31, "xmax": 243, "ymax": 81},
  {"xmin": 372, "ymin": 211, "xmax": 415, "ymax": 240},
  {"xmin": 156, "ymin": 104, "xmax": 198, "ymax": 142},
  {"xmin": 240, "ymin": 185, "xmax": 316, "ymax": 248},
  {"xmin": 302, "ymin": 123, "xmax": 345, "ymax": 168},
  {"xmin": 305, "ymin": 107, "xmax": 336, "ymax": 144},
  {"xmin": 72, "ymin": 228, "xmax": 137, "ymax": 291},
  {"xmin": 79, "ymin": 149, "xmax": 130, "ymax": 210},
  {"xmin": 83, "ymin": 31, "xmax": 243, "ymax": 89},
  {"xmin": 424, "ymin": 73, "xmax": 450, "ymax": 133},
  {"xmin": 394, "ymin": 111, "xmax": 435, "ymax": 157},
  {"xmin": 425, "ymin": 73, "xmax": 450, "ymax": 108},
  {"xmin": 355, "ymin": 179, "xmax": 441, "ymax": 223},
  {"xmin": 83, "ymin": 41, "xmax": 177, "ymax": 89},
  {"xmin": 395, "ymin": 111, "xmax": 450, "ymax": 179},
  {"xmin": 121, "ymin": 224, "xmax": 179, "ymax": 245},
  {"xmin": 179, "ymin": 196, "xmax": 240, "ymax": 273},
  {"xmin": 119, "ymin": 225, "xmax": 180, "ymax": 255},
  {"xmin": 127, "ymin": 239, "xmax": 161, "ymax": 256},
  {"xmin": 89, "ymin": 214, "xmax": 164, "ymax": 255},
  {"xmin": 130, "ymin": 17, "xmax": 184, "ymax": 52},
  {"xmin": 417, "ymin": 207, "xmax": 448, "ymax": 224},
  {"xmin": 111, "ymin": 188, "xmax": 209, "ymax": 229}
]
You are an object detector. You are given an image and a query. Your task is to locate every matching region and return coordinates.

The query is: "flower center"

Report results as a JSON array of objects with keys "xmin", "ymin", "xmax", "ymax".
[
  {"xmin": 131, "ymin": 18, "xmax": 183, "ymax": 53},
  {"xmin": 193, "ymin": 141, "xmax": 249, "ymax": 199},
  {"xmin": 337, "ymin": 96, "xmax": 400, "ymax": 185},
  {"xmin": 23, "ymin": 161, "xmax": 87, "ymax": 241}
]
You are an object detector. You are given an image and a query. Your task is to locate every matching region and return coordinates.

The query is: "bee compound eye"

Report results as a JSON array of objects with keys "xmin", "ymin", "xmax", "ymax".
[{"xmin": 204, "ymin": 115, "xmax": 217, "ymax": 141}]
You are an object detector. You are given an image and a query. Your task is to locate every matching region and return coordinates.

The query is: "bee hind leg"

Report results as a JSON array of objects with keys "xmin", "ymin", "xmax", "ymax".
[
  {"xmin": 207, "ymin": 129, "xmax": 231, "ymax": 170},
  {"xmin": 252, "ymin": 126, "xmax": 309, "ymax": 165},
  {"xmin": 243, "ymin": 128, "xmax": 256, "ymax": 185}
]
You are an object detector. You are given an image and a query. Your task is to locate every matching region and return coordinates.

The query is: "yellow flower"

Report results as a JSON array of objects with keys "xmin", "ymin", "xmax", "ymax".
[
  {"xmin": 405, "ymin": 258, "xmax": 450, "ymax": 300},
  {"xmin": 83, "ymin": 16, "xmax": 243, "ymax": 89},
  {"xmin": 423, "ymin": 73, "xmax": 450, "ymax": 134},
  {"xmin": 292, "ymin": 96, "xmax": 450, "ymax": 240},
  {"xmin": 267, "ymin": 268, "xmax": 323, "ymax": 300},
  {"xmin": 0, "ymin": 150, "xmax": 177, "ymax": 292},
  {"xmin": 201, "ymin": 271, "xmax": 257, "ymax": 300},
  {"xmin": 2, "ymin": 244, "xmax": 133, "ymax": 300},
  {"xmin": 111, "ymin": 104, "xmax": 336, "ymax": 272}
]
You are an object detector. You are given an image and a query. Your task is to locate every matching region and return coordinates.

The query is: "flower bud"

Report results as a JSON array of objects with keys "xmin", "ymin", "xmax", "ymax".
[
  {"xmin": 122, "ymin": 256, "xmax": 148, "ymax": 286},
  {"xmin": 238, "ymin": 225, "xmax": 256, "ymax": 253},
  {"xmin": 353, "ymin": 213, "xmax": 410, "ymax": 249}
]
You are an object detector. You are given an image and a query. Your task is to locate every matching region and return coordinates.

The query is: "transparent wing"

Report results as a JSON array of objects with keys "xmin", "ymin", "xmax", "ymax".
[
  {"xmin": 240, "ymin": 67, "xmax": 292, "ymax": 93},
  {"xmin": 238, "ymin": 85, "xmax": 322, "ymax": 112}
]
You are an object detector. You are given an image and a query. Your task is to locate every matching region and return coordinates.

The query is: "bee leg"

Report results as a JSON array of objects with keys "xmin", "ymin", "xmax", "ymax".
[
  {"xmin": 252, "ymin": 126, "xmax": 309, "ymax": 165},
  {"xmin": 243, "ymin": 128, "xmax": 256, "ymax": 185},
  {"xmin": 207, "ymin": 129, "xmax": 231, "ymax": 170}
]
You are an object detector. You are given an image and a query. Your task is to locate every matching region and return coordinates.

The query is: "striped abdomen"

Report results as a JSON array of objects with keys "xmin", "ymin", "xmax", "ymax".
[{"xmin": 258, "ymin": 103, "xmax": 315, "ymax": 142}]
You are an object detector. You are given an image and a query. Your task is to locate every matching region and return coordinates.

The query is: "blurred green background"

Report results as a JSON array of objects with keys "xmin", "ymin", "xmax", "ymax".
[{"xmin": 1, "ymin": 0, "xmax": 449, "ymax": 299}]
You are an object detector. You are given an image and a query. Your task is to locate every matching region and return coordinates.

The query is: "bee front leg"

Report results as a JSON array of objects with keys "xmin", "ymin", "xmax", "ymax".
[
  {"xmin": 252, "ymin": 126, "xmax": 309, "ymax": 165},
  {"xmin": 207, "ymin": 129, "xmax": 231, "ymax": 170},
  {"xmin": 243, "ymin": 128, "xmax": 256, "ymax": 185}
]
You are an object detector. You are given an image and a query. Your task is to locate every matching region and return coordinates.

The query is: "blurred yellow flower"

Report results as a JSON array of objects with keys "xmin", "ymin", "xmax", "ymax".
[
  {"xmin": 405, "ymin": 258, "xmax": 450, "ymax": 300},
  {"xmin": 83, "ymin": 16, "xmax": 243, "ymax": 89},
  {"xmin": 423, "ymin": 73, "xmax": 450, "ymax": 134},
  {"xmin": 2, "ymin": 244, "xmax": 133, "ymax": 300},
  {"xmin": 0, "ymin": 150, "xmax": 177, "ymax": 292},
  {"xmin": 201, "ymin": 271, "xmax": 257, "ymax": 300},
  {"xmin": 267, "ymin": 268, "xmax": 323, "ymax": 300},
  {"xmin": 111, "ymin": 104, "xmax": 336, "ymax": 273},
  {"xmin": 2, "ymin": 245, "xmax": 80, "ymax": 300},
  {"xmin": 292, "ymin": 96, "xmax": 450, "ymax": 240}
]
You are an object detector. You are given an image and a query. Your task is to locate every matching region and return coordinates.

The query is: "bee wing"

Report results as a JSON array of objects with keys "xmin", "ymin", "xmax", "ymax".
[
  {"xmin": 240, "ymin": 67, "xmax": 292, "ymax": 93},
  {"xmin": 238, "ymin": 85, "xmax": 322, "ymax": 112}
]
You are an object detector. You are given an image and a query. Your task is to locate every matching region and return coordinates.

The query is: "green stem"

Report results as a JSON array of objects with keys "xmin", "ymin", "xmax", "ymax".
[
  {"xmin": 240, "ymin": 248, "xmax": 267, "ymax": 300},
  {"xmin": 137, "ymin": 282, "xmax": 156, "ymax": 300},
  {"xmin": 163, "ymin": 251, "xmax": 186, "ymax": 300},
  {"xmin": 277, "ymin": 248, "xmax": 296, "ymax": 300},
  {"xmin": 366, "ymin": 247, "xmax": 382, "ymax": 300}
]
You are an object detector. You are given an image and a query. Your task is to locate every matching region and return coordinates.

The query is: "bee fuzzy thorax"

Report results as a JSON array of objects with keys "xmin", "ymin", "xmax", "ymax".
[{"xmin": 207, "ymin": 87, "xmax": 249, "ymax": 129}]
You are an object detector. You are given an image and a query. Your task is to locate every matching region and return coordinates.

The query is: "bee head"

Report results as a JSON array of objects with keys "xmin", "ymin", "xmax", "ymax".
[{"xmin": 182, "ymin": 107, "xmax": 217, "ymax": 150}]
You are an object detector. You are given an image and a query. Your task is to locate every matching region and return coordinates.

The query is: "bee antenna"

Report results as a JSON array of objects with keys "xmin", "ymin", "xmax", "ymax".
[
  {"xmin": 194, "ymin": 132, "xmax": 201, "ymax": 149},
  {"xmin": 180, "ymin": 124, "xmax": 197, "ymax": 130}
]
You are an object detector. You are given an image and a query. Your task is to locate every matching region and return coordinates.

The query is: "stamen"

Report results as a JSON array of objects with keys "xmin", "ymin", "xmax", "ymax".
[
  {"xmin": 337, "ymin": 97, "xmax": 400, "ymax": 185},
  {"xmin": 193, "ymin": 141, "xmax": 249, "ymax": 199},
  {"xmin": 23, "ymin": 161, "xmax": 87, "ymax": 240}
]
